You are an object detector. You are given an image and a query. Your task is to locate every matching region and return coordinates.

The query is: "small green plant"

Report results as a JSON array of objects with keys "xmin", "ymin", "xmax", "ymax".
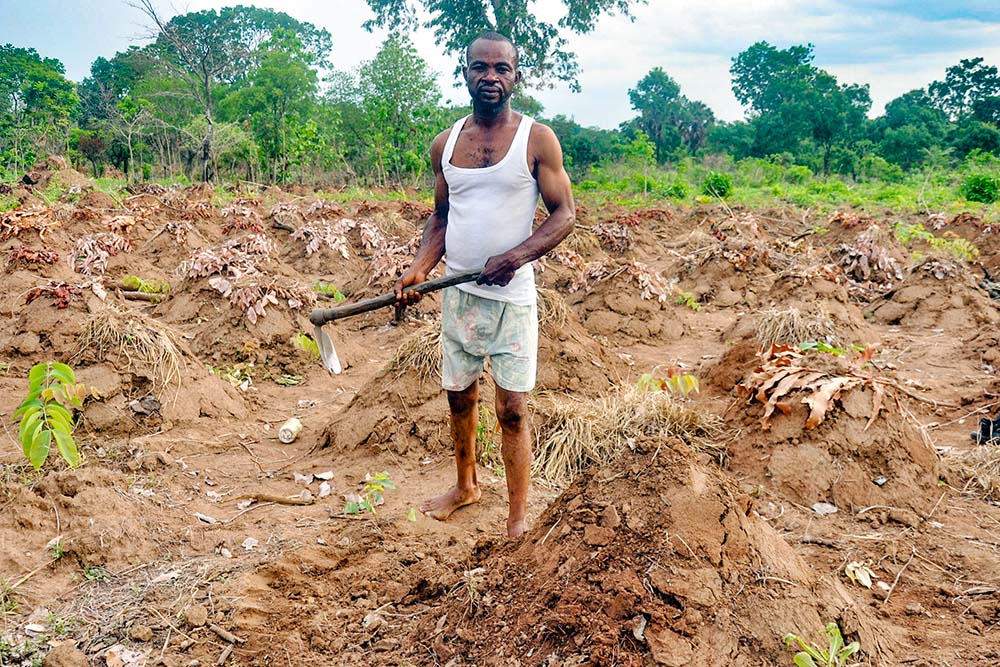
[
  {"xmin": 783, "ymin": 622, "xmax": 860, "ymax": 667},
  {"xmin": 48, "ymin": 537, "xmax": 64, "ymax": 560},
  {"xmin": 15, "ymin": 362, "xmax": 86, "ymax": 469},
  {"xmin": 638, "ymin": 369, "xmax": 700, "ymax": 398},
  {"xmin": 799, "ymin": 340, "xmax": 850, "ymax": 356},
  {"xmin": 675, "ymin": 291, "xmax": 702, "ymax": 312},
  {"xmin": 208, "ymin": 363, "xmax": 254, "ymax": 391},
  {"xmin": 702, "ymin": 171, "xmax": 733, "ymax": 198},
  {"xmin": 312, "ymin": 280, "xmax": 346, "ymax": 302},
  {"xmin": 46, "ymin": 612, "xmax": 71, "ymax": 635},
  {"xmin": 0, "ymin": 582, "xmax": 17, "ymax": 615},
  {"xmin": 959, "ymin": 173, "xmax": 999, "ymax": 204},
  {"xmin": 274, "ymin": 374, "xmax": 304, "ymax": 386},
  {"xmin": 476, "ymin": 405, "xmax": 503, "ymax": 476},
  {"xmin": 292, "ymin": 332, "xmax": 321, "ymax": 361},
  {"xmin": 123, "ymin": 275, "xmax": 170, "ymax": 295},
  {"xmin": 82, "ymin": 565, "xmax": 110, "ymax": 582},
  {"xmin": 344, "ymin": 471, "xmax": 396, "ymax": 515},
  {"xmin": 894, "ymin": 222, "xmax": 979, "ymax": 261}
]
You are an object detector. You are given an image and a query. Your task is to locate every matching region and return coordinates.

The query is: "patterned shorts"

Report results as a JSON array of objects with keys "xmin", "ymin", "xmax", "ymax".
[{"xmin": 440, "ymin": 287, "xmax": 538, "ymax": 393}]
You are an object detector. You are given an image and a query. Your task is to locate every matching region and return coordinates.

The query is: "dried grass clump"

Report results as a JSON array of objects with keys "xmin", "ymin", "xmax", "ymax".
[
  {"xmin": 532, "ymin": 386, "xmax": 726, "ymax": 483},
  {"xmin": 946, "ymin": 447, "xmax": 1000, "ymax": 500},
  {"xmin": 385, "ymin": 322, "xmax": 441, "ymax": 382},
  {"xmin": 755, "ymin": 306, "xmax": 834, "ymax": 347},
  {"xmin": 76, "ymin": 304, "xmax": 184, "ymax": 390},
  {"xmin": 537, "ymin": 286, "xmax": 569, "ymax": 329}
]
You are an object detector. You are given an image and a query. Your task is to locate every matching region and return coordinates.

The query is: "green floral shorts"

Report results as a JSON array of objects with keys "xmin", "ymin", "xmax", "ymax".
[{"xmin": 440, "ymin": 287, "xmax": 538, "ymax": 393}]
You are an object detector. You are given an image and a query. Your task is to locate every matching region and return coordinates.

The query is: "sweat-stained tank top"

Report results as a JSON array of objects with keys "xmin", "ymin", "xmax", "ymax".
[{"xmin": 441, "ymin": 114, "xmax": 540, "ymax": 306}]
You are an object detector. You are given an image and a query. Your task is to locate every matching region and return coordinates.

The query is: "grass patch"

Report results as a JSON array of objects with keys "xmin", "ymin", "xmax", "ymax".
[
  {"xmin": 532, "ymin": 385, "xmax": 725, "ymax": 483},
  {"xmin": 755, "ymin": 307, "xmax": 835, "ymax": 348},
  {"xmin": 385, "ymin": 322, "xmax": 441, "ymax": 382},
  {"xmin": 76, "ymin": 303, "xmax": 184, "ymax": 391}
]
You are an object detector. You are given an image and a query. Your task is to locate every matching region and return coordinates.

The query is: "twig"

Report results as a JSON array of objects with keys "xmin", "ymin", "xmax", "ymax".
[
  {"xmin": 229, "ymin": 493, "xmax": 314, "ymax": 506},
  {"xmin": 883, "ymin": 549, "xmax": 916, "ymax": 604},
  {"xmin": 220, "ymin": 501, "xmax": 275, "ymax": 525},
  {"xmin": 217, "ymin": 644, "xmax": 233, "ymax": 664},
  {"xmin": 209, "ymin": 624, "xmax": 245, "ymax": 644}
]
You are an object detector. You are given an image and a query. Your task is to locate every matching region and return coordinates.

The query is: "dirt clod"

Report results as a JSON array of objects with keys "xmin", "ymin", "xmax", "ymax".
[{"xmin": 183, "ymin": 604, "xmax": 209, "ymax": 628}]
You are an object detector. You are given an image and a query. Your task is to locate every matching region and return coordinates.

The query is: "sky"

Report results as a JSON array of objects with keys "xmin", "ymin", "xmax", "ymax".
[{"xmin": 2, "ymin": 0, "xmax": 1000, "ymax": 128}]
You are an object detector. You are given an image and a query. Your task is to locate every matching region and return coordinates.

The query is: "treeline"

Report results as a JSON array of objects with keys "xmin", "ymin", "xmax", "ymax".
[{"xmin": 1, "ymin": 4, "xmax": 999, "ymax": 188}]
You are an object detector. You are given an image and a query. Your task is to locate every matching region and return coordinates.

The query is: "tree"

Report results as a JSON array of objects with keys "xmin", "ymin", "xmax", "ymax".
[
  {"xmin": 731, "ymin": 41, "xmax": 871, "ymax": 173},
  {"xmin": 362, "ymin": 0, "xmax": 645, "ymax": 91},
  {"xmin": 627, "ymin": 67, "xmax": 714, "ymax": 161},
  {"xmin": 873, "ymin": 89, "xmax": 948, "ymax": 170},
  {"xmin": 929, "ymin": 57, "xmax": 1000, "ymax": 120},
  {"xmin": 224, "ymin": 29, "xmax": 318, "ymax": 182},
  {"xmin": 0, "ymin": 44, "xmax": 79, "ymax": 172},
  {"xmin": 331, "ymin": 36, "xmax": 443, "ymax": 187},
  {"xmin": 129, "ymin": 2, "xmax": 331, "ymax": 181}
]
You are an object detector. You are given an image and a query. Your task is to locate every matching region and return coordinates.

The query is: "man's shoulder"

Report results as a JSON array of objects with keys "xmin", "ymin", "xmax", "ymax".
[{"xmin": 527, "ymin": 120, "xmax": 558, "ymax": 144}]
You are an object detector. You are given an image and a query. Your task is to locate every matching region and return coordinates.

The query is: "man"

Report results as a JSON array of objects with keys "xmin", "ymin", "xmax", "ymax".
[{"xmin": 394, "ymin": 31, "xmax": 575, "ymax": 538}]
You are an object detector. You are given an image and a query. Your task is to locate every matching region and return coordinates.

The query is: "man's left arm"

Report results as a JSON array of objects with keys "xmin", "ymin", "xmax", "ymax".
[{"xmin": 478, "ymin": 124, "xmax": 576, "ymax": 286}]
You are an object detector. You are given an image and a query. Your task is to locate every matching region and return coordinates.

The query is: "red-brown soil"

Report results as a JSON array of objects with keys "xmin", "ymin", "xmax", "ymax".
[{"xmin": 2, "ymin": 184, "xmax": 1000, "ymax": 666}]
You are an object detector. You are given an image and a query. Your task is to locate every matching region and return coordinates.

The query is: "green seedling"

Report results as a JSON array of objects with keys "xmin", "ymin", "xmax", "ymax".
[
  {"xmin": 638, "ymin": 370, "xmax": 700, "ymax": 398},
  {"xmin": 312, "ymin": 280, "xmax": 346, "ymax": 302},
  {"xmin": 344, "ymin": 471, "xmax": 396, "ymax": 515},
  {"xmin": 784, "ymin": 622, "xmax": 860, "ymax": 667},
  {"xmin": 275, "ymin": 374, "xmax": 304, "ymax": 386},
  {"xmin": 14, "ymin": 362, "xmax": 86, "ymax": 469},
  {"xmin": 674, "ymin": 291, "xmax": 702, "ymax": 312},
  {"xmin": 82, "ymin": 565, "xmax": 110, "ymax": 582},
  {"xmin": 123, "ymin": 275, "xmax": 170, "ymax": 295},
  {"xmin": 292, "ymin": 332, "xmax": 321, "ymax": 361}
]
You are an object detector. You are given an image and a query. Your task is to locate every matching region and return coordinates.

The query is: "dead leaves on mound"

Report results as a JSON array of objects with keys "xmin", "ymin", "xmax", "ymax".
[{"xmin": 737, "ymin": 344, "xmax": 886, "ymax": 431}]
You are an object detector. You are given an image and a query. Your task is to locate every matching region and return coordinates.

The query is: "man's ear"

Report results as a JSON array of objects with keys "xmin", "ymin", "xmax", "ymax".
[
  {"xmin": 462, "ymin": 65, "xmax": 469, "ymax": 81},
  {"xmin": 515, "ymin": 69, "xmax": 523, "ymax": 84}
]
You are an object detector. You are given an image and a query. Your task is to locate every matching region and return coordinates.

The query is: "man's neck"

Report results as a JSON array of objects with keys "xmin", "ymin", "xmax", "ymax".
[{"xmin": 471, "ymin": 102, "xmax": 514, "ymax": 128}]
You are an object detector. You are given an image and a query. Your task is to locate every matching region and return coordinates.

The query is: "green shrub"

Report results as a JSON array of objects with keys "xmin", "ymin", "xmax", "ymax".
[
  {"xmin": 702, "ymin": 171, "xmax": 733, "ymax": 198},
  {"xmin": 655, "ymin": 179, "xmax": 689, "ymax": 199},
  {"xmin": 960, "ymin": 173, "xmax": 1000, "ymax": 203},
  {"xmin": 785, "ymin": 165, "xmax": 813, "ymax": 184}
]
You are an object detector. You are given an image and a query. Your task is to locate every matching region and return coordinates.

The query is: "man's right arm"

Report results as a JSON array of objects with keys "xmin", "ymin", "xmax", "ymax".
[{"xmin": 394, "ymin": 130, "xmax": 450, "ymax": 304}]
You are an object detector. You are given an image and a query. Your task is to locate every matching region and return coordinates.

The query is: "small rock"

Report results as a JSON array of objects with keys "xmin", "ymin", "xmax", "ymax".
[
  {"xmin": 600, "ymin": 505, "xmax": 621, "ymax": 529},
  {"xmin": 183, "ymin": 604, "xmax": 209, "ymax": 628},
  {"xmin": 811, "ymin": 502, "xmax": 839, "ymax": 516},
  {"xmin": 43, "ymin": 642, "xmax": 89, "ymax": 667},
  {"xmin": 583, "ymin": 524, "xmax": 615, "ymax": 546},
  {"xmin": 905, "ymin": 602, "xmax": 927, "ymax": 616},
  {"xmin": 129, "ymin": 625, "xmax": 154, "ymax": 642}
]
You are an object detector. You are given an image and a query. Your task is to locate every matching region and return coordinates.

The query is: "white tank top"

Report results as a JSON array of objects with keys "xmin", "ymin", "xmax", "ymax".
[{"xmin": 441, "ymin": 114, "xmax": 539, "ymax": 306}]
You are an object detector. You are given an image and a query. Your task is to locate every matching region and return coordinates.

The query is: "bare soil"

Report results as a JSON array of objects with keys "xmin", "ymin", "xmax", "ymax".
[{"xmin": 2, "ymin": 185, "xmax": 1000, "ymax": 666}]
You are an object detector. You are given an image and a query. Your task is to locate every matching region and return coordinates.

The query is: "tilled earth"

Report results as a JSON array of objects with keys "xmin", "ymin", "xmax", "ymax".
[{"xmin": 2, "ymin": 172, "xmax": 1000, "ymax": 666}]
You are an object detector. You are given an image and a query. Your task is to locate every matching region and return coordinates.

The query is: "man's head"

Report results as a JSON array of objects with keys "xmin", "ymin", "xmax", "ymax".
[{"xmin": 464, "ymin": 32, "xmax": 521, "ymax": 112}]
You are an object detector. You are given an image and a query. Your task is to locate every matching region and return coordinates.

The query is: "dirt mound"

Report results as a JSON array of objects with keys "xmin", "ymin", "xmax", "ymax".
[
  {"xmin": 869, "ymin": 261, "xmax": 999, "ymax": 331},
  {"xmin": 78, "ymin": 190, "xmax": 118, "ymax": 209},
  {"xmin": 408, "ymin": 444, "xmax": 903, "ymax": 666},
  {"xmin": 727, "ymin": 346, "xmax": 940, "ymax": 512}
]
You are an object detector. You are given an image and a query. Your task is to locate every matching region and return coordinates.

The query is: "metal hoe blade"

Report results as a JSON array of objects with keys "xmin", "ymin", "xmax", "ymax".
[{"xmin": 313, "ymin": 323, "xmax": 342, "ymax": 374}]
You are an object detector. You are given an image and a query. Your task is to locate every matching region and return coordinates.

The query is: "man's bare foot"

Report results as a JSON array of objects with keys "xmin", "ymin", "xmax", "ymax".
[
  {"xmin": 507, "ymin": 517, "xmax": 528, "ymax": 539},
  {"xmin": 420, "ymin": 485, "xmax": 481, "ymax": 520}
]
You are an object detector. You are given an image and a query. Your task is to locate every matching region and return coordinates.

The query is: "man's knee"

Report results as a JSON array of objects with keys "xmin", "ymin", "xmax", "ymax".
[
  {"xmin": 447, "ymin": 384, "xmax": 477, "ymax": 415},
  {"xmin": 496, "ymin": 391, "xmax": 528, "ymax": 432}
]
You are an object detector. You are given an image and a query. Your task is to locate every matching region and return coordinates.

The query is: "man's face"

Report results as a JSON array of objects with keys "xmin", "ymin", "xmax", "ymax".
[{"xmin": 463, "ymin": 39, "xmax": 520, "ymax": 110}]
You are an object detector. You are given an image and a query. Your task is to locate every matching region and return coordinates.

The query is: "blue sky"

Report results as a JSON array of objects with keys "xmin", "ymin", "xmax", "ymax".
[{"xmin": 1, "ymin": 0, "xmax": 999, "ymax": 127}]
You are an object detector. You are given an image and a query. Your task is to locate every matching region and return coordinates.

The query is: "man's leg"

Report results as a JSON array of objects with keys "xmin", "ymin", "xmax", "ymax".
[
  {"xmin": 495, "ymin": 386, "xmax": 531, "ymax": 538},
  {"xmin": 420, "ymin": 381, "xmax": 482, "ymax": 519}
]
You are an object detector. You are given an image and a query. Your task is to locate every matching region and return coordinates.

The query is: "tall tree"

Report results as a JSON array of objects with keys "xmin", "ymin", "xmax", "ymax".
[
  {"xmin": 627, "ymin": 67, "xmax": 714, "ymax": 161},
  {"xmin": 0, "ymin": 44, "xmax": 79, "ymax": 172},
  {"xmin": 929, "ymin": 57, "xmax": 1000, "ymax": 120},
  {"xmin": 362, "ymin": 0, "xmax": 645, "ymax": 91},
  {"xmin": 224, "ymin": 29, "xmax": 318, "ymax": 182},
  {"xmin": 731, "ymin": 41, "xmax": 870, "ymax": 172},
  {"xmin": 129, "ymin": 2, "xmax": 331, "ymax": 181}
]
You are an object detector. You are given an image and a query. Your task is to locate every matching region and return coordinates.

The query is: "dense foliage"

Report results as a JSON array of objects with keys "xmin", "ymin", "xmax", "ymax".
[{"xmin": 1, "ymin": 4, "xmax": 999, "ymax": 196}]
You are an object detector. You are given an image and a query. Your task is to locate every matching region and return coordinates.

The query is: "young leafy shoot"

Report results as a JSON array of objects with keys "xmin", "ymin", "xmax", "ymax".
[
  {"xmin": 14, "ymin": 362, "xmax": 86, "ymax": 469},
  {"xmin": 638, "ymin": 369, "xmax": 700, "ymax": 398},
  {"xmin": 783, "ymin": 622, "xmax": 861, "ymax": 667}
]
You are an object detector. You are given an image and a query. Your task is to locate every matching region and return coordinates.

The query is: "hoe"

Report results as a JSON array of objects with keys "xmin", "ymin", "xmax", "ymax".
[{"xmin": 309, "ymin": 270, "xmax": 480, "ymax": 373}]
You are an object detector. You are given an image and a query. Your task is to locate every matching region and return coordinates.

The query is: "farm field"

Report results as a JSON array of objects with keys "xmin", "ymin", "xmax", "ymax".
[{"xmin": 2, "ymin": 164, "xmax": 1000, "ymax": 667}]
